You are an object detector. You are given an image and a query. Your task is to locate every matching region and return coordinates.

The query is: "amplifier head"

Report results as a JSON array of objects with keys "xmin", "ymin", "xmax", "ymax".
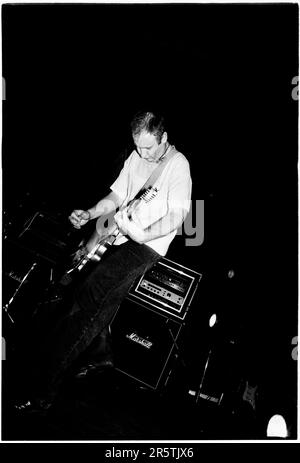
[{"xmin": 128, "ymin": 257, "xmax": 202, "ymax": 321}]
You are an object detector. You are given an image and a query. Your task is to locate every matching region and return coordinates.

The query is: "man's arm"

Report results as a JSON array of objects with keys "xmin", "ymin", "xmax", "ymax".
[
  {"xmin": 69, "ymin": 191, "xmax": 123, "ymax": 229},
  {"xmin": 87, "ymin": 191, "xmax": 123, "ymax": 220},
  {"xmin": 114, "ymin": 207, "xmax": 188, "ymax": 244},
  {"xmin": 142, "ymin": 208, "xmax": 187, "ymax": 242}
]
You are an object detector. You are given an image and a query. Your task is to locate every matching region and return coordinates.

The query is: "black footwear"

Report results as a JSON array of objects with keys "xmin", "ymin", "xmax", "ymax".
[
  {"xmin": 75, "ymin": 359, "xmax": 114, "ymax": 379},
  {"xmin": 14, "ymin": 397, "xmax": 53, "ymax": 414}
]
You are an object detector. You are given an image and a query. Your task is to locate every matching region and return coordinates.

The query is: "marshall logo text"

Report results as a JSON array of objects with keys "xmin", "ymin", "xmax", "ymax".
[{"xmin": 126, "ymin": 332, "xmax": 153, "ymax": 349}]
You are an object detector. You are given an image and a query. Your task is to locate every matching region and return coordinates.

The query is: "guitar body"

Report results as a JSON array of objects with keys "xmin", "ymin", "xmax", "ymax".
[
  {"xmin": 85, "ymin": 210, "xmax": 118, "ymax": 261},
  {"xmin": 60, "ymin": 187, "xmax": 158, "ymax": 285}
]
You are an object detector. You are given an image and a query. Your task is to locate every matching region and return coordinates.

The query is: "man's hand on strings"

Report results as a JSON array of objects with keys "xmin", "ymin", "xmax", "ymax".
[{"xmin": 114, "ymin": 210, "xmax": 146, "ymax": 244}]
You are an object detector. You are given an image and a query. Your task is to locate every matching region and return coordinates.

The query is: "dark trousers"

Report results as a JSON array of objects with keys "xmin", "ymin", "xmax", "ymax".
[
  {"xmin": 32, "ymin": 240, "xmax": 160, "ymax": 399},
  {"xmin": 79, "ymin": 324, "xmax": 113, "ymax": 366}
]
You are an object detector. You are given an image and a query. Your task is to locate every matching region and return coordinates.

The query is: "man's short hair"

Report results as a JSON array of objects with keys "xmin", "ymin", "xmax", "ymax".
[{"xmin": 130, "ymin": 111, "xmax": 166, "ymax": 143}]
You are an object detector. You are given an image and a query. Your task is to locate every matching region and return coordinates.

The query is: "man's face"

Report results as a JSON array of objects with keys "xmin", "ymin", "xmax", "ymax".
[{"xmin": 133, "ymin": 130, "xmax": 167, "ymax": 163}]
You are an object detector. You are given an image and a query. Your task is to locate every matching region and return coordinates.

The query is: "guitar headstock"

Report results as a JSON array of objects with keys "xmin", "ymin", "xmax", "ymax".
[
  {"xmin": 126, "ymin": 187, "xmax": 158, "ymax": 218},
  {"xmin": 141, "ymin": 187, "xmax": 158, "ymax": 203}
]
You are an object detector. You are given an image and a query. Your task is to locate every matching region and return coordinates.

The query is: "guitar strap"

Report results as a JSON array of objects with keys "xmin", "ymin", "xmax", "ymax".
[{"xmin": 133, "ymin": 145, "xmax": 178, "ymax": 200}]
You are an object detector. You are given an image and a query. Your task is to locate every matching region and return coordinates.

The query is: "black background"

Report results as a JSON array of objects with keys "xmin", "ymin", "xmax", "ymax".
[{"xmin": 2, "ymin": 2, "xmax": 298, "ymax": 431}]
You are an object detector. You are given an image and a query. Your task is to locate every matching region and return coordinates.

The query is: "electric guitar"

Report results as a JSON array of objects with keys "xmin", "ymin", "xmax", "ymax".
[{"xmin": 60, "ymin": 187, "xmax": 158, "ymax": 285}]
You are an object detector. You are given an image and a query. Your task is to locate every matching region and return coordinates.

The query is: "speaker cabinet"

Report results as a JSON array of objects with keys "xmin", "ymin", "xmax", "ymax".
[
  {"xmin": 14, "ymin": 211, "xmax": 72, "ymax": 265},
  {"xmin": 2, "ymin": 240, "xmax": 51, "ymax": 324},
  {"xmin": 111, "ymin": 296, "xmax": 183, "ymax": 390}
]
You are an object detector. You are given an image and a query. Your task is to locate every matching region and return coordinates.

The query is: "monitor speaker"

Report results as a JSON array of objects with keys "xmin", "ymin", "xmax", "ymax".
[{"xmin": 111, "ymin": 296, "xmax": 183, "ymax": 390}]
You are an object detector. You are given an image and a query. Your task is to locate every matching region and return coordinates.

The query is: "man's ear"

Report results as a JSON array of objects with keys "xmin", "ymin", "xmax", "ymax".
[{"xmin": 161, "ymin": 131, "xmax": 168, "ymax": 144}]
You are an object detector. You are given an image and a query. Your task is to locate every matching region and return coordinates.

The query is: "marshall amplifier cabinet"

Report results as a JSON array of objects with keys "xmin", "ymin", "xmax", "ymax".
[
  {"xmin": 127, "ymin": 257, "xmax": 202, "ymax": 321},
  {"xmin": 111, "ymin": 297, "xmax": 183, "ymax": 390},
  {"xmin": 111, "ymin": 258, "xmax": 202, "ymax": 389},
  {"xmin": 2, "ymin": 240, "xmax": 52, "ymax": 324}
]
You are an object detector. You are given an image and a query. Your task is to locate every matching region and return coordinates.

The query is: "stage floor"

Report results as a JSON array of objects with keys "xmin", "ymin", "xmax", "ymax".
[{"xmin": 2, "ymin": 362, "xmax": 260, "ymax": 442}]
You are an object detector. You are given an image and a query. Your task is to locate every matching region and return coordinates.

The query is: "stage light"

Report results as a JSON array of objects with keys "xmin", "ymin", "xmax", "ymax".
[
  {"xmin": 209, "ymin": 313, "xmax": 217, "ymax": 328},
  {"xmin": 267, "ymin": 414, "xmax": 288, "ymax": 438},
  {"xmin": 228, "ymin": 269, "xmax": 235, "ymax": 279}
]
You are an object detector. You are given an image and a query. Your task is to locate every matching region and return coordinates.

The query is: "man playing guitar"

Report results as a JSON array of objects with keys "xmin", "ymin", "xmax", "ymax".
[{"xmin": 15, "ymin": 110, "xmax": 192, "ymax": 412}]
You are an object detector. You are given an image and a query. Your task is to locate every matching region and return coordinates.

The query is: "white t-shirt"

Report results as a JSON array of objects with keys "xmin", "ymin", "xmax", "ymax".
[{"xmin": 110, "ymin": 146, "xmax": 192, "ymax": 256}]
